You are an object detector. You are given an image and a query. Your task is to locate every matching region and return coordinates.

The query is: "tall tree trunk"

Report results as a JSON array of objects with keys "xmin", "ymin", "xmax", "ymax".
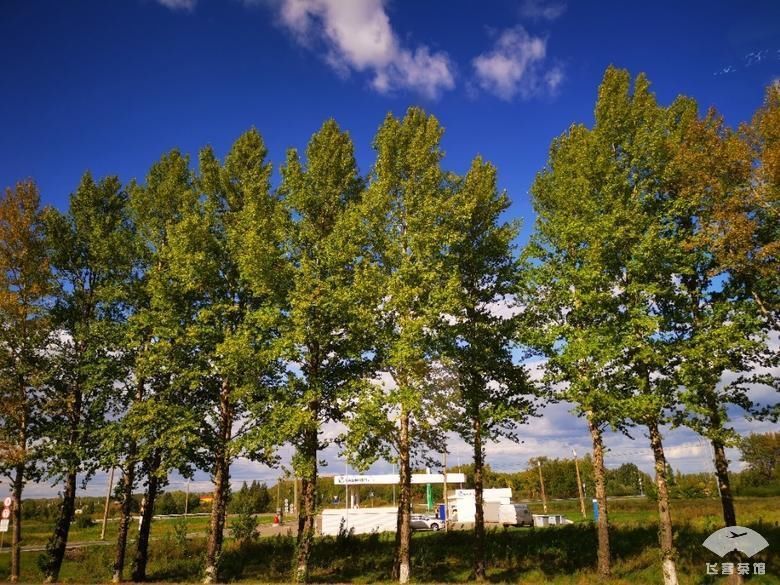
[
  {"xmin": 43, "ymin": 380, "xmax": 82, "ymax": 584},
  {"xmin": 10, "ymin": 381, "xmax": 27, "ymax": 584},
  {"xmin": 295, "ymin": 417, "xmax": 318, "ymax": 583},
  {"xmin": 297, "ymin": 478, "xmax": 307, "ymax": 537},
  {"xmin": 131, "ymin": 449, "xmax": 162, "ymax": 583},
  {"xmin": 648, "ymin": 420, "xmax": 679, "ymax": 585},
  {"xmin": 473, "ymin": 416, "xmax": 486, "ymax": 581},
  {"xmin": 203, "ymin": 453, "xmax": 230, "ymax": 584},
  {"xmin": 704, "ymin": 394, "xmax": 738, "ymax": 528},
  {"xmin": 114, "ymin": 375, "xmax": 143, "ymax": 583},
  {"xmin": 42, "ymin": 468, "xmax": 77, "ymax": 583},
  {"xmin": 392, "ymin": 407, "xmax": 412, "ymax": 584},
  {"xmin": 711, "ymin": 438, "xmax": 742, "ymax": 585},
  {"xmin": 203, "ymin": 379, "xmax": 233, "ymax": 584},
  {"xmin": 10, "ymin": 463, "xmax": 24, "ymax": 583},
  {"xmin": 711, "ymin": 439, "xmax": 736, "ymax": 526},
  {"xmin": 112, "ymin": 462, "xmax": 136, "ymax": 583},
  {"xmin": 587, "ymin": 415, "xmax": 611, "ymax": 578}
]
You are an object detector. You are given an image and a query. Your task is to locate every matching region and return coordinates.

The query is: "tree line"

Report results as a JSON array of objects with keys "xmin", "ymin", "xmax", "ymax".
[{"xmin": 0, "ymin": 66, "xmax": 778, "ymax": 585}]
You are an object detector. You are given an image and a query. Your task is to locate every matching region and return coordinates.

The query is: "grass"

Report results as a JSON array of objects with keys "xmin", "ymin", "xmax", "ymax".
[
  {"xmin": 0, "ymin": 513, "xmax": 275, "ymax": 547},
  {"xmin": 0, "ymin": 498, "xmax": 777, "ymax": 583},
  {"xmin": 533, "ymin": 496, "xmax": 780, "ymax": 529}
]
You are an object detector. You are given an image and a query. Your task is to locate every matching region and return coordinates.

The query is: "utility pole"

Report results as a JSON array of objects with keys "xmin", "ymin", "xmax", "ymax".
[
  {"xmin": 392, "ymin": 463, "xmax": 396, "ymax": 507},
  {"xmin": 537, "ymin": 460, "xmax": 548, "ymax": 514},
  {"xmin": 573, "ymin": 449, "xmax": 586, "ymax": 519},
  {"xmin": 100, "ymin": 467, "xmax": 115, "ymax": 540},
  {"xmin": 277, "ymin": 474, "xmax": 282, "ymax": 524},
  {"xmin": 442, "ymin": 452, "xmax": 448, "ymax": 532}
]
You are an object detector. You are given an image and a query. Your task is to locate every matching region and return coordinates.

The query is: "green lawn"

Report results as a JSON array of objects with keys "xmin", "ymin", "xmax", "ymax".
[
  {"xmin": 0, "ymin": 512, "xmax": 276, "ymax": 548},
  {"xmin": 0, "ymin": 498, "xmax": 777, "ymax": 583},
  {"xmin": 527, "ymin": 495, "xmax": 780, "ymax": 530}
]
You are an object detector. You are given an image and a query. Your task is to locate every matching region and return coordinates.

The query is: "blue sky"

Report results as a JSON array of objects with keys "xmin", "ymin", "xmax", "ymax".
[
  {"xmin": 1, "ymin": 0, "xmax": 779, "ymax": 496},
  {"xmin": 2, "ymin": 0, "xmax": 779, "ymax": 243}
]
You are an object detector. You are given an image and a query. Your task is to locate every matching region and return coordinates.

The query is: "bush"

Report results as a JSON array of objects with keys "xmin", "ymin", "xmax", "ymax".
[
  {"xmin": 172, "ymin": 518, "xmax": 189, "ymax": 552},
  {"xmin": 74, "ymin": 514, "xmax": 95, "ymax": 529},
  {"xmin": 155, "ymin": 492, "xmax": 178, "ymax": 515},
  {"xmin": 230, "ymin": 511, "xmax": 259, "ymax": 546}
]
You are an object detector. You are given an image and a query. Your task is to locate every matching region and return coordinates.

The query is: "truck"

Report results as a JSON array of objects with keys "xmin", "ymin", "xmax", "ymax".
[{"xmin": 483, "ymin": 502, "xmax": 533, "ymax": 527}]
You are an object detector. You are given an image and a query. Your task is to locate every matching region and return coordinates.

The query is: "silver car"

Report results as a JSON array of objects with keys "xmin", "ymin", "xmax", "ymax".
[{"xmin": 410, "ymin": 514, "xmax": 442, "ymax": 531}]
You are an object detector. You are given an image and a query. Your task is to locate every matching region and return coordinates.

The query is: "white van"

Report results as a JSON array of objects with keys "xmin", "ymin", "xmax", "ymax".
[{"xmin": 499, "ymin": 503, "xmax": 533, "ymax": 527}]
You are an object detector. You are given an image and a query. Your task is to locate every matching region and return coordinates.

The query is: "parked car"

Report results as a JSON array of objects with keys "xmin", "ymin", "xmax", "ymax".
[{"xmin": 410, "ymin": 514, "xmax": 441, "ymax": 531}]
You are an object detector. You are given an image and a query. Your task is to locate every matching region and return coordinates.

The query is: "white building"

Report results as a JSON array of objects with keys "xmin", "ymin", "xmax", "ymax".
[{"xmin": 321, "ymin": 507, "xmax": 398, "ymax": 536}]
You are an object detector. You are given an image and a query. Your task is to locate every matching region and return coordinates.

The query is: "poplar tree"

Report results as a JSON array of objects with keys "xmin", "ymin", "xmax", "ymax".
[
  {"xmin": 586, "ymin": 69, "xmax": 685, "ymax": 585},
  {"xmin": 39, "ymin": 173, "xmax": 135, "ymax": 583},
  {"xmin": 277, "ymin": 119, "xmax": 373, "ymax": 582},
  {"xmin": 346, "ymin": 108, "xmax": 463, "ymax": 584},
  {"xmin": 0, "ymin": 180, "xmax": 52, "ymax": 583},
  {"xmin": 663, "ymin": 105, "xmax": 777, "ymax": 528},
  {"xmin": 445, "ymin": 157, "xmax": 535, "ymax": 581},
  {"xmin": 105, "ymin": 150, "xmax": 202, "ymax": 583},
  {"xmin": 524, "ymin": 68, "xmax": 697, "ymax": 584},
  {"xmin": 159, "ymin": 129, "xmax": 287, "ymax": 583},
  {"xmin": 522, "ymin": 118, "xmax": 627, "ymax": 577},
  {"xmin": 705, "ymin": 83, "xmax": 780, "ymax": 323}
]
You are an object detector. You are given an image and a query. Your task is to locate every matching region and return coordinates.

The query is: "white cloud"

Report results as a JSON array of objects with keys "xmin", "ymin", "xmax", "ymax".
[
  {"xmin": 520, "ymin": 0, "xmax": 566, "ymax": 21},
  {"xmin": 263, "ymin": 0, "xmax": 455, "ymax": 99},
  {"xmin": 472, "ymin": 26, "xmax": 563, "ymax": 100},
  {"xmin": 745, "ymin": 50, "xmax": 768, "ymax": 67},
  {"xmin": 544, "ymin": 65, "xmax": 564, "ymax": 93},
  {"xmin": 156, "ymin": 0, "xmax": 196, "ymax": 11},
  {"xmin": 714, "ymin": 65, "xmax": 737, "ymax": 76}
]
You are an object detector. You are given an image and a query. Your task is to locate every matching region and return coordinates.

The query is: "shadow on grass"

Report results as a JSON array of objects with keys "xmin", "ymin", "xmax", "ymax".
[
  {"xmin": 3, "ymin": 521, "xmax": 776, "ymax": 583},
  {"xmin": 218, "ymin": 521, "xmax": 779, "ymax": 583}
]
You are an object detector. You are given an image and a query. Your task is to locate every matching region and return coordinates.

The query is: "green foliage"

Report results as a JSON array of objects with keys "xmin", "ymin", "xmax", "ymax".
[
  {"xmin": 230, "ymin": 511, "xmax": 259, "ymax": 546},
  {"xmin": 443, "ymin": 155, "xmax": 536, "ymax": 478},
  {"xmin": 0, "ymin": 180, "xmax": 52, "ymax": 485},
  {"xmin": 171, "ymin": 517, "xmax": 189, "ymax": 551},
  {"xmin": 459, "ymin": 458, "xmax": 652, "ymax": 500},
  {"xmin": 100, "ymin": 149, "xmax": 203, "ymax": 510},
  {"xmin": 41, "ymin": 171, "xmax": 136, "ymax": 483},
  {"xmin": 228, "ymin": 481, "xmax": 272, "ymax": 514},
  {"xmin": 343, "ymin": 107, "xmax": 466, "ymax": 468},
  {"xmin": 155, "ymin": 492, "xmax": 178, "ymax": 515},
  {"xmin": 740, "ymin": 432, "xmax": 780, "ymax": 482},
  {"xmin": 73, "ymin": 514, "xmax": 95, "ymax": 529},
  {"xmin": 272, "ymin": 121, "xmax": 373, "ymax": 578}
]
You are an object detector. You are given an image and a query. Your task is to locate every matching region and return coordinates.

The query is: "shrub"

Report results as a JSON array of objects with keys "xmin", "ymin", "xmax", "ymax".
[
  {"xmin": 74, "ymin": 514, "xmax": 95, "ymax": 529},
  {"xmin": 231, "ymin": 510, "xmax": 259, "ymax": 546},
  {"xmin": 172, "ymin": 517, "xmax": 189, "ymax": 552}
]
